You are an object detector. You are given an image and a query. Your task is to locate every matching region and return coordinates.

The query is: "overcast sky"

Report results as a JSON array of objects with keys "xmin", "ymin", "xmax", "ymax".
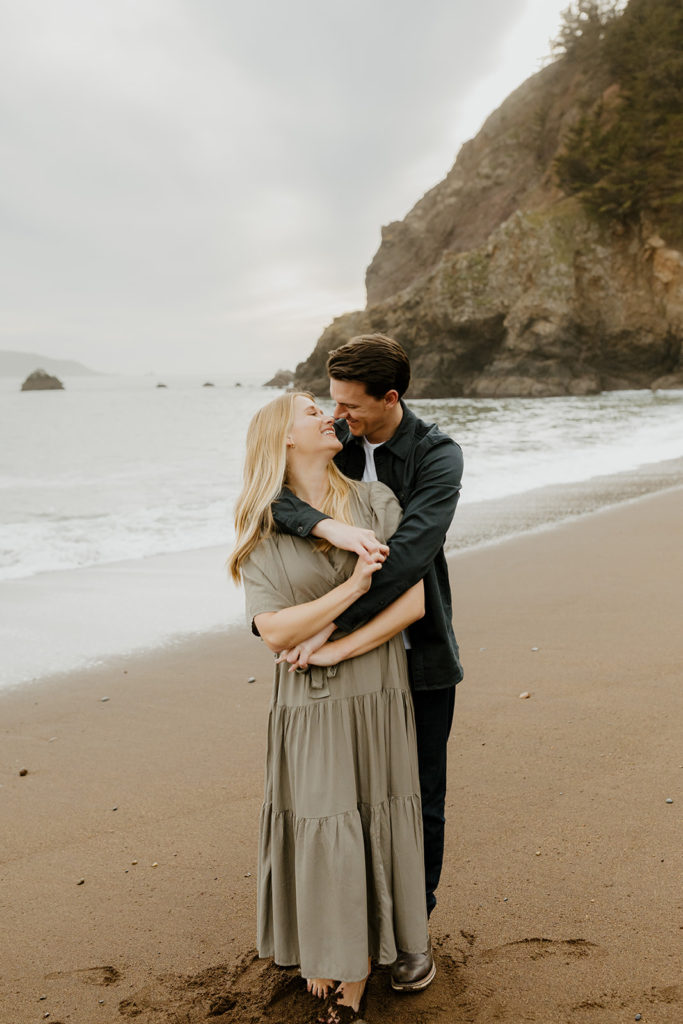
[{"xmin": 1, "ymin": 0, "xmax": 572, "ymax": 378}]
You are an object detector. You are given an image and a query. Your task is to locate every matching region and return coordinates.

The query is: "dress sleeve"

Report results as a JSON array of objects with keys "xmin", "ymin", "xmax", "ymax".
[
  {"xmin": 366, "ymin": 481, "xmax": 403, "ymax": 542},
  {"xmin": 241, "ymin": 542, "xmax": 291, "ymax": 636}
]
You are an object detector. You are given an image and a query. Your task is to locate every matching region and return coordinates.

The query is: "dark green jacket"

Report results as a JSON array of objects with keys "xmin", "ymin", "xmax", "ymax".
[{"xmin": 273, "ymin": 401, "xmax": 463, "ymax": 691}]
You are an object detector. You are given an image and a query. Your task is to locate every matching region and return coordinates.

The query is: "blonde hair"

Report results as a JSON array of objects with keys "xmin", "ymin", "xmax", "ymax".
[{"xmin": 228, "ymin": 392, "xmax": 358, "ymax": 583}]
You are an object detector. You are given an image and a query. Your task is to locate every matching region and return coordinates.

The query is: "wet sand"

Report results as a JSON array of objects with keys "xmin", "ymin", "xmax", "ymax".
[{"xmin": 1, "ymin": 487, "xmax": 682, "ymax": 1024}]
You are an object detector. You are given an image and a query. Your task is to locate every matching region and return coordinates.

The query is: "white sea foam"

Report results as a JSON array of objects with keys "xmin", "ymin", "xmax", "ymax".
[{"xmin": 1, "ymin": 375, "xmax": 682, "ymax": 688}]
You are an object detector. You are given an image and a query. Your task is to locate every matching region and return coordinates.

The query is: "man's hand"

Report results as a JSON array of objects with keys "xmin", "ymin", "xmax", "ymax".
[
  {"xmin": 312, "ymin": 518, "xmax": 389, "ymax": 563},
  {"xmin": 275, "ymin": 622, "xmax": 336, "ymax": 672}
]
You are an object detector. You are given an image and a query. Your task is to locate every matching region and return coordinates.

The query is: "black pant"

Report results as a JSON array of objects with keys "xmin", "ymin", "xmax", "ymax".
[{"xmin": 407, "ymin": 656, "xmax": 457, "ymax": 918}]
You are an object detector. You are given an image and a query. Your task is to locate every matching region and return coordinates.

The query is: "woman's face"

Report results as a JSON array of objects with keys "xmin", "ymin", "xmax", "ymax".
[{"xmin": 287, "ymin": 395, "xmax": 341, "ymax": 457}]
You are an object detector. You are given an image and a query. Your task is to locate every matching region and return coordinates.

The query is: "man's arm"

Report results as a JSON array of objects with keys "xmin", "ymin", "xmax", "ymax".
[
  {"xmin": 272, "ymin": 486, "xmax": 329, "ymax": 539},
  {"xmin": 333, "ymin": 440, "xmax": 463, "ymax": 633},
  {"xmin": 273, "ymin": 487, "xmax": 389, "ymax": 562},
  {"xmin": 277, "ymin": 581, "xmax": 425, "ymax": 670}
]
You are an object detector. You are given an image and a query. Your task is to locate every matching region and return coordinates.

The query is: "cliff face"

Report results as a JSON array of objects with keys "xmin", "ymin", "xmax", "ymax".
[{"xmin": 294, "ymin": 58, "xmax": 683, "ymax": 398}]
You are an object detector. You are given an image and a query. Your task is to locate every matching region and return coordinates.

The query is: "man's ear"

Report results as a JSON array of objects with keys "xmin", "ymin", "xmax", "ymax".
[{"xmin": 384, "ymin": 389, "xmax": 400, "ymax": 408}]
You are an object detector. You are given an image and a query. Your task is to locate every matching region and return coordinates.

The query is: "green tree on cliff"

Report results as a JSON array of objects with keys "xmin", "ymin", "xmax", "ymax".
[{"xmin": 554, "ymin": 0, "xmax": 683, "ymax": 238}]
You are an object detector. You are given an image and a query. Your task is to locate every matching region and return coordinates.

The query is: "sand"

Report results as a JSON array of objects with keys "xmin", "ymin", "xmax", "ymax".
[{"xmin": 1, "ymin": 487, "xmax": 682, "ymax": 1024}]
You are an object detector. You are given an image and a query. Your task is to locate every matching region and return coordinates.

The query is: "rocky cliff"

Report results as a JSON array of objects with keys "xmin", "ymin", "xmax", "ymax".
[{"xmin": 293, "ymin": 44, "xmax": 683, "ymax": 398}]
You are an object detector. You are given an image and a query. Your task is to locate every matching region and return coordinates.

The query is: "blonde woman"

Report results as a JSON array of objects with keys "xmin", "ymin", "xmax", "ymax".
[{"xmin": 229, "ymin": 392, "xmax": 428, "ymax": 1019}]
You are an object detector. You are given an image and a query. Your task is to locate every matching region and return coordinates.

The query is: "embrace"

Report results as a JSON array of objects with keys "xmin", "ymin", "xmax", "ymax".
[{"xmin": 228, "ymin": 335, "xmax": 463, "ymax": 1020}]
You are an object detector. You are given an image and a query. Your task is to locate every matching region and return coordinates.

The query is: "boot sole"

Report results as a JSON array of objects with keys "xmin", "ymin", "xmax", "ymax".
[{"xmin": 390, "ymin": 961, "xmax": 436, "ymax": 992}]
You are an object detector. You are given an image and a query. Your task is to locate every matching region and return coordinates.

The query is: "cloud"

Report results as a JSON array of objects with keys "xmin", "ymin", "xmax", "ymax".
[{"xmin": 0, "ymin": 0, "xmax": 566, "ymax": 375}]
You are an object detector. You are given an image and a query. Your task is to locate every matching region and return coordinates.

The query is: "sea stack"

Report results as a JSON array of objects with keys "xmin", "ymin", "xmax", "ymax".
[
  {"xmin": 264, "ymin": 369, "xmax": 295, "ymax": 388},
  {"xmin": 21, "ymin": 369, "xmax": 64, "ymax": 391}
]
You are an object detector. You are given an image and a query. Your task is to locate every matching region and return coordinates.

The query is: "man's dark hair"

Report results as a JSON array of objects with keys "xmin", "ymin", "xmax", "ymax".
[{"xmin": 326, "ymin": 334, "xmax": 411, "ymax": 399}]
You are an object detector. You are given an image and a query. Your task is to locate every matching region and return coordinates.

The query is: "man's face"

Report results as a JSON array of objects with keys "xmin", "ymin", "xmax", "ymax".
[{"xmin": 329, "ymin": 378, "xmax": 393, "ymax": 442}]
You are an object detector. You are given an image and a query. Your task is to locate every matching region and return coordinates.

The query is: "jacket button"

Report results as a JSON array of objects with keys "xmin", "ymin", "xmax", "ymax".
[{"xmin": 297, "ymin": 526, "xmax": 304, "ymax": 534}]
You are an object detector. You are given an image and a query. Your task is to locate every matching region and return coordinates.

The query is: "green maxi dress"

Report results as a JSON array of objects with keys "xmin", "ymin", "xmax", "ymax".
[{"xmin": 242, "ymin": 481, "xmax": 429, "ymax": 982}]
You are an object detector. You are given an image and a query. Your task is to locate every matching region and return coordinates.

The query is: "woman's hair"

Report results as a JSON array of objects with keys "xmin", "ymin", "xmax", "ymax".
[
  {"xmin": 326, "ymin": 333, "xmax": 411, "ymax": 399},
  {"xmin": 228, "ymin": 391, "xmax": 358, "ymax": 583}
]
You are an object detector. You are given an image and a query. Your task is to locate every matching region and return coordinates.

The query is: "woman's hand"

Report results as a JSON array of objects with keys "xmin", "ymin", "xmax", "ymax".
[
  {"xmin": 306, "ymin": 642, "xmax": 343, "ymax": 667},
  {"xmin": 350, "ymin": 548, "xmax": 385, "ymax": 594},
  {"xmin": 275, "ymin": 623, "xmax": 335, "ymax": 672},
  {"xmin": 313, "ymin": 519, "xmax": 389, "ymax": 563}
]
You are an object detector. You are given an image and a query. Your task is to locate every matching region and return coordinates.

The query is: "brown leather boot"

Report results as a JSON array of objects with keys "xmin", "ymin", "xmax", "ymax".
[{"xmin": 390, "ymin": 940, "xmax": 436, "ymax": 991}]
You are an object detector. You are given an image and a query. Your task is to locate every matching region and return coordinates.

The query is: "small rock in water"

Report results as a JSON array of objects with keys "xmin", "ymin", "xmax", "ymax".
[
  {"xmin": 247, "ymin": 676, "xmax": 256, "ymax": 684},
  {"xmin": 100, "ymin": 696, "xmax": 110, "ymax": 702},
  {"xmin": 19, "ymin": 767, "xmax": 28, "ymax": 776},
  {"xmin": 519, "ymin": 691, "xmax": 531, "ymax": 700},
  {"xmin": 665, "ymin": 797, "xmax": 673, "ymax": 804}
]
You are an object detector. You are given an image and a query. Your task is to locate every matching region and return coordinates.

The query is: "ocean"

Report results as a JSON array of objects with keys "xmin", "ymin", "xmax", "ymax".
[{"xmin": 1, "ymin": 373, "xmax": 682, "ymax": 687}]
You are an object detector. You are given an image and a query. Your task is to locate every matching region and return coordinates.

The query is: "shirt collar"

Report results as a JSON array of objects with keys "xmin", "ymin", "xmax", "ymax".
[{"xmin": 346, "ymin": 399, "xmax": 416, "ymax": 459}]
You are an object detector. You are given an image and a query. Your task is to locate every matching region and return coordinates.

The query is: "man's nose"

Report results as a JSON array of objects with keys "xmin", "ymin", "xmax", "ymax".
[{"xmin": 333, "ymin": 404, "xmax": 347, "ymax": 419}]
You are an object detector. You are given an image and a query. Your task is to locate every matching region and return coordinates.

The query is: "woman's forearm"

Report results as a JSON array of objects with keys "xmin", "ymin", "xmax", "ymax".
[
  {"xmin": 253, "ymin": 575, "xmax": 368, "ymax": 651},
  {"xmin": 323, "ymin": 581, "xmax": 424, "ymax": 662}
]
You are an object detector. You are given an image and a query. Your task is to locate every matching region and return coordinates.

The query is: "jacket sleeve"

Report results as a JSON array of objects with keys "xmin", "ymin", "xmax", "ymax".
[
  {"xmin": 334, "ymin": 440, "xmax": 463, "ymax": 632},
  {"xmin": 272, "ymin": 486, "xmax": 330, "ymax": 538}
]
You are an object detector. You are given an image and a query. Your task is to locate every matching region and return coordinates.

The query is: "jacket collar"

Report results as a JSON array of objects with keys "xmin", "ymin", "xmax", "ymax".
[{"xmin": 346, "ymin": 399, "xmax": 416, "ymax": 460}]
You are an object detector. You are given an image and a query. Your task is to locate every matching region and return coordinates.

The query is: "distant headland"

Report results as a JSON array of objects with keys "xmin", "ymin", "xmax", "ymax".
[{"xmin": 0, "ymin": 350, "xmax": 99, "ymax": 378}]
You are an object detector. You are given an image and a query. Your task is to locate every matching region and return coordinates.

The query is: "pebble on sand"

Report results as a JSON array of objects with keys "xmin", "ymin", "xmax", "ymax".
[
  {"xmin": 100, "ymin": 696, "xmax": 110, "ymax": 702},
  {"xmin": 76, "ymin": 878, "xmax": 85, "ymax": 885},
  {"xmin": 19, "ymin": 767, "xmax": 28, "ymax": 776},
  {"xmin": 519, "ymin": 691, "xmax": 531, "ymax": 699},
  {"xmin": 247, "ymin": 676, "xmax": 256, "ymax": 684},
  {"xmin": 665, "ymin": 797, "xmax": 673, "ymax": 804},
  {"xmin": 531, "ymin": 646, "xmax": 539, "ymax": 651}
]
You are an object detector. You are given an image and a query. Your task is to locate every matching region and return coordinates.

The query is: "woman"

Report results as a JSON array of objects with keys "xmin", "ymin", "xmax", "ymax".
[{"xmin": 228, "ymin": 392, "xmax": 428, "ymax": 1018}]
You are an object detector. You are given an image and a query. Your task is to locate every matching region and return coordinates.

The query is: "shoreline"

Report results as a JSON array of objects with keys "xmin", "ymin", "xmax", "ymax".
[
  {"xmin": 2, "ymin": 487, "xmax": 681, "ymax": 1023},
  {"xmin": 2, "ymin": 454, "xmax": 683, "ymax": 692}
]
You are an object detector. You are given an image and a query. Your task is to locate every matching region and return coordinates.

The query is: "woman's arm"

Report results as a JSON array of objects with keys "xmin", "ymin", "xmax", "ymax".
[
  {"xmin": 253, "ymin": 552, "xmax": 384, "ymax": 652},
  {"xmin": 277, "ymin": 580, "xmax": 425, "ymax": 669}
]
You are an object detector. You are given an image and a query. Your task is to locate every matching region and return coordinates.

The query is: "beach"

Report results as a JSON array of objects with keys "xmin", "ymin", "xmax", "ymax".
[{"xmin": 2, "ymin": 486, "xmax": 682, "ymax": 1024}]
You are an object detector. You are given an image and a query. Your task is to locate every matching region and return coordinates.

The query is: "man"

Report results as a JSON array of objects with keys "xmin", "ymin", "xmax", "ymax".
[{"xmin": 273, "ymin": 334, "xmax": 463, "ymax": 992}]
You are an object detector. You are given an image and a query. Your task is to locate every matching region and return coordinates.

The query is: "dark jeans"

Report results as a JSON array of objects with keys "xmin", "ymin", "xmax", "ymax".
[{"xmin": 407, "ymin": 654, "xmax": 457, "ymax": 918}]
